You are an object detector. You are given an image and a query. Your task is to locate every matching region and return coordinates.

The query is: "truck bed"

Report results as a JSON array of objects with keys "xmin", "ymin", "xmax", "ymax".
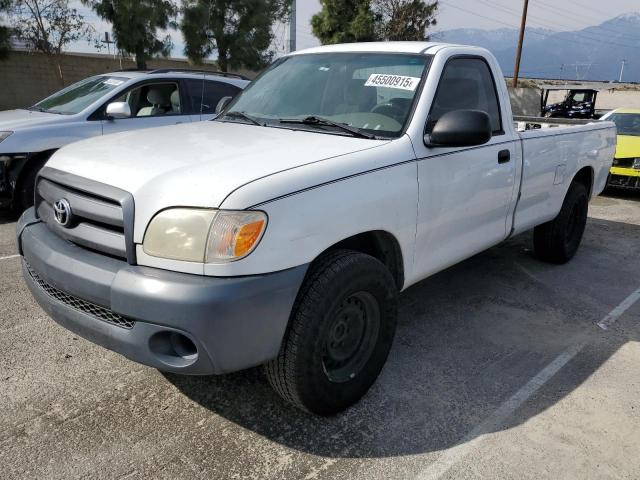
[{"xmin": 511, "ymin": 119, "xmax": 616, "ymax": 236}]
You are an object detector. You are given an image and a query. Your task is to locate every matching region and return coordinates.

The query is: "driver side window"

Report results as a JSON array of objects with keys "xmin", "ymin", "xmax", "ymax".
[
  {"xmin": 427, "ymin": 58, "xmax": 502, "ymax": 134},
  {"xmin": 111, "ymin": 82, "xmax": 182, "ymax": 117}
]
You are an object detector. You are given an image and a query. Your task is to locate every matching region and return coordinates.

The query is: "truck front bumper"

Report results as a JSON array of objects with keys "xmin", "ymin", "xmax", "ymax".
[{"xmin": 17, "ymin": 208, "xmax": 308, "ymax": 375}]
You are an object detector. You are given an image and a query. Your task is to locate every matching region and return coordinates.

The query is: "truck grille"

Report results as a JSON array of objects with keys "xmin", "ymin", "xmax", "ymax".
[
  {"xmin": 26, "ymin": 262, "xmax": 135, "ymax": 329},
  {"xmin": 35, "ymin": 169, "xmax": 135, "ymax": 263}
]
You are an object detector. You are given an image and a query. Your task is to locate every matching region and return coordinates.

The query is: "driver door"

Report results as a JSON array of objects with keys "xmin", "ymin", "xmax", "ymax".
[
  {"xmin": 412, "ymin": 56, "xmax": 518, "ymax": 279},
  {"xmin": 101, "ymin": 80, "xmax": 191, "ymax": 135}
]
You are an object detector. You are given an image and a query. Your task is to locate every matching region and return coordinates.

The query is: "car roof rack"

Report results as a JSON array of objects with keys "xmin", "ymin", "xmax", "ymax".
[{"xmin": 147, "ymin": 68, "xmax": 249, "ymax": 80}]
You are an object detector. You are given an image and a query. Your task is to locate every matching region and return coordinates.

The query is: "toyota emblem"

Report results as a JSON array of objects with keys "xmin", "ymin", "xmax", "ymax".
[{"xmin": 53, "ymin": 198, "xmax": 72, "ymax": 227}]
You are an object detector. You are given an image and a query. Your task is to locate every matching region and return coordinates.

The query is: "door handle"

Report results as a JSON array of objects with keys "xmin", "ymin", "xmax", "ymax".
[{"xmin": 498, "ymin": 149, "xmax": 511, "ymax": 164}]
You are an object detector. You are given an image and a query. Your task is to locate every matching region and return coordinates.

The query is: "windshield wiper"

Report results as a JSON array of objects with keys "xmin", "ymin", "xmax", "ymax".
[
  {"xmin": 279, "ymin": 115, "xmax": 377, "ymax": 139},
  {"xmin": 28, "ymin": 106, "xmax": 47, "ymax": 112},
  {"xmin": 220, "ymin": 111, "xmax": 263, "ymax": 126}
]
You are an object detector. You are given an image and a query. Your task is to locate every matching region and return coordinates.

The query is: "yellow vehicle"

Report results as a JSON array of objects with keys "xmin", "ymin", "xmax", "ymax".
[{"xmin": 601, "ymin": 108, "xmax": 640, "ymax": 189}]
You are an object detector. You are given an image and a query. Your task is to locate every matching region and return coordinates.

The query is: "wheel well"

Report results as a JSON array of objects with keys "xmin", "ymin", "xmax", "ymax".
[
  {"xmin": 324, "ymin": 231, "xmax": 404, "ymax": 290},
  {"xmin": 572, "ymin": 166, "xmax": 594, "ymax": 197},
  {"xmin": 13, "ymin": 150, "xmax": 56, "ymax": 202},
  {"xmin": 15, "ymin": 149, "xmax": 55, "ymax": 191}
]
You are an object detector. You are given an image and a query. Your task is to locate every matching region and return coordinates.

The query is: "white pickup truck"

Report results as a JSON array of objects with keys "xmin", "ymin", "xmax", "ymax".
[{"xmin": 17, "ymin": 42, "xmax": 615, "ymax": 415}]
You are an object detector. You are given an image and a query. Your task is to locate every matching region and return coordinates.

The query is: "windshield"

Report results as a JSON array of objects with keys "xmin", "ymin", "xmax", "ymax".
[
  {"xmin": 32, "ymin": 76, "xmax": 128, "ymax": 115},
  {"xmin": 221, "ymin": 52, "xmax": 431, "ymax": 138},
  {"xmin": 607, "ymin": 113, "xmax": 640, "ymax": 137}
]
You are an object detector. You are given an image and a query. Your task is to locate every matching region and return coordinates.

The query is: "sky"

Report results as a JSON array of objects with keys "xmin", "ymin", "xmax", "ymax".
[{"xmin": 64, "ymin": 0, "xmax": 640, "ymax": 57}]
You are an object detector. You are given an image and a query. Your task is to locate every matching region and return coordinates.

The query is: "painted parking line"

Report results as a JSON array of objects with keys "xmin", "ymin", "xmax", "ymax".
[
  {"xmin": 0, "ymin": 254, "xmax": 19, "ymax": 261},
  {"xmin": 597, "ymin": 286, "xmax": 640, "ymax": 330},
  {"xmin": 415, "ymin": 285, "xmax": 640, "ymax": 480}
]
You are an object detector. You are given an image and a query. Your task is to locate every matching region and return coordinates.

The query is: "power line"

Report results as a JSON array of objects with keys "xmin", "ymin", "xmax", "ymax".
[
  {"xmin": 472, "ymin": 0, "xmax": 640, "ymax": 48},
  {"xmin": 563, "ymin": 0, "xmax": 619, "ymax": 19},
  {"xmin": 534, "ymin": 0, "xmax": 640, "ymax": 42},
  {"xmin": 441, "ymin": 0, "xmax": 640, "ymax": 50}
]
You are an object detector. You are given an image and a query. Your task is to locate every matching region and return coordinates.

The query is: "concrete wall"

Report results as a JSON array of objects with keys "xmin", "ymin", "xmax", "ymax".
[
  {"xmin": 0, "ymin": 50, "xmax": 254, "ymax": 110},
  {"xmin": 508, "ymin": 87, "xmax": 542, "ymax": 116}
]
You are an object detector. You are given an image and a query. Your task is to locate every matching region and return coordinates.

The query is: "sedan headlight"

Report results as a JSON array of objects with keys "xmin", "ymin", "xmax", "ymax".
[
  {"xmin": 143, "ymin": 208, "xmax": 267, "ymax": 263},
  {"xmin": 0, "ymin": 131, "xmax": 13, "ymax": 143}
]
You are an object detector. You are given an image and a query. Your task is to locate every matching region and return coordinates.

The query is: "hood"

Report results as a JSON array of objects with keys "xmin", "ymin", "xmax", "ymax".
[
  {"xmin": 0, "ymin": 109, "xmax": 66, "ymax": 130},
  {"xmin": 47, "ymin": 120, "xmax": 388, "ymax": 236},
  {"xmin": 615, "ymin": 135, "xmax": 640, "ymax": 159}
]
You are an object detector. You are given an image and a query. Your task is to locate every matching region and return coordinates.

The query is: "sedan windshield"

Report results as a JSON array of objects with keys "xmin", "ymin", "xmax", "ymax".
[
  {"xmin": 221, "ymin": 52, "xmax": 431, "ymax": 138},
  {"xmin": 607, "ymin": 113, "xmax": 640, "ymax": 137},
  {"xmin": 32, "ymin": 76, "xmax": 128, "ymax": 115}
]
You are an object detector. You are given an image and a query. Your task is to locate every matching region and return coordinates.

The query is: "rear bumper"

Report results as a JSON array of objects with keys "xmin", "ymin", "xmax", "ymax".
[
  {"xmin": 17, "ymin": 208, "xmax": 308, "ymax": 375},
  {"xmin": 608, "ymin": 167, "xmax": 640, "ymax": 189}
]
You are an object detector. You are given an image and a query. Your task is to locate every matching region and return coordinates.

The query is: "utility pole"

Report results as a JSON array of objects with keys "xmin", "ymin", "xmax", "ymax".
[
  {"xmin": 512, "ymin": 0, "xmax": 529, "ymax": 88},
  {"xmin": 289, "ymin": 0, "xmax": 296, "ymax": 53},
  {"xmin": 619, "ymin": 59, "xmax": 626, "ymax": 83}
]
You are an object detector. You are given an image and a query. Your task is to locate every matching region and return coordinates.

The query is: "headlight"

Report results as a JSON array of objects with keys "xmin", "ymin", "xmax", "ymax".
[
  {"xmin": 143, "ymin": 208, "xmax": 267, "ymax": 263},
  {"xmin": 0, "ymin": 131, "xmax": 12, "ymax": 143},
  {"xmin": 633, "ymin": 158, "xmax": 640, "ymax": 170}
]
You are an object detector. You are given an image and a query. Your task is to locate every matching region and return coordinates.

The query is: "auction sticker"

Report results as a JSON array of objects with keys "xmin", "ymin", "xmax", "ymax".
[{"xmin": 364, "ymin": 74, "xmax": 421, "ymax": 91}]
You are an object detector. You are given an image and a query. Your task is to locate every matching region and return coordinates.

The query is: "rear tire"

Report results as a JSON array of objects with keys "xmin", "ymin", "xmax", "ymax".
[
  {"xmin": 265, "ymin": 249, "xmax": 398, "ymax": 416},
  {"xmin": 533, "ymin": 181, "xmax": 588, "ymax": 264}
]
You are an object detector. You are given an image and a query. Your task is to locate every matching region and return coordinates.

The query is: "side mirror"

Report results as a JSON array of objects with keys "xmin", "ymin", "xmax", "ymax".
[
  {"xmin": 215, "ymin": 96, "xmax": 233, "ymax": 115},
  {"xmin": 106, "ymin": 102, "xmax": 131, "ymax": 119},
  {"xmin": 424, "ymin": 109, "xmax": 492, "ymax": 147}
]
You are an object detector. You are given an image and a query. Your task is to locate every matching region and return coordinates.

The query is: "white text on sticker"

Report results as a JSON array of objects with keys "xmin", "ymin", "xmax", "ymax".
[{"xmin": 364, "ymin": 74, "xmax": 421, "ymax": 91}]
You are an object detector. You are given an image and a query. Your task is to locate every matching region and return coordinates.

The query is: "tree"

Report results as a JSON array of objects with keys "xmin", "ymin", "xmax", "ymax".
[
  {"xmin": 374, "ymin": 0, "xmax": 438, "ymax": 41},
  {"xmin": 0, "ymin": 0, "xmax": 12, "ymax": 59},
  {"xmin": 180, "ymin": 0, "xmax": 290, "ymax": 72},
  {"xmin": 82, "ymin": 0, "xmax": 177, "ymax": 69},
  {"xmin": 311, "ymin": 0, "xmax": 377, "ymax": 45},
  {"xmin": 10, "ymin": 0, "xmax": 97, "ymax": 55},
  {"xmin": 311, "ymin": 0, "xmax": 438, "ymax": 45}
]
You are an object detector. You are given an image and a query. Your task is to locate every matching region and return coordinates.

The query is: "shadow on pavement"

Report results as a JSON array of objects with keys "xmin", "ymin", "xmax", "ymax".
[
  {"xmin": 165, "ymin": 218, "xmax": 640, "ymax": 458},
  {"xmin": 603, "ymin": 188, "xmax": 640, "ymax": 202}
]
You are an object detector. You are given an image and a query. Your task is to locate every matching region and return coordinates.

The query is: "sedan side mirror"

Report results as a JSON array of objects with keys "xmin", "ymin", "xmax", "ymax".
[
  {"xmin": 424, "ymin": 110, "xmax": 492, "ymax": 148},
  {"xmin": 215, "ymin": 96, "xmax": 233, "ymax": 115},
  {"xmin": 106, "ymin": 102, "xmax": 132, "ymax": 119}
]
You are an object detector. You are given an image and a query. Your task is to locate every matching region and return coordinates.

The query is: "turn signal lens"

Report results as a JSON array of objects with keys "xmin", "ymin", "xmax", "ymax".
[
  {"xmin": 206, "ymin": 211, "xmax": 267, "ymax": 262},
  {"xmin": 234, "ymin": 220, "xmax": 266, "ymax": 257}
]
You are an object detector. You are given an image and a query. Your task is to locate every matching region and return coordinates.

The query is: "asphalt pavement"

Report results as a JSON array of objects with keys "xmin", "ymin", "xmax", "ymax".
[{"xmin": 1, "ymin": 192, "xmax": 639, "ymax": 480}]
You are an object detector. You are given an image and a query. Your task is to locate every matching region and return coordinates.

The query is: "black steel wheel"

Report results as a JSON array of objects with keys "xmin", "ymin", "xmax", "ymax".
[{"xmin": 322, "ymin": 291, "xmax": 380, "ymax": 383}]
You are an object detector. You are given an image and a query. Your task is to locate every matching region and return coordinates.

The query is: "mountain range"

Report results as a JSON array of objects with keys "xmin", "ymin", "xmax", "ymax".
[{"xmin": 436, "ymin": 13, "xmax": 640, "ymax": 82}]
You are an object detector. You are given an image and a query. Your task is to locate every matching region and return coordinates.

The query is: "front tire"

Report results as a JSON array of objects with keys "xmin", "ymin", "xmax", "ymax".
[
  {"xmin": 533, "ymin": 181, "xmax": 589, "ymax": 264},
  {"xmin": 265, "ymin": 250, "xmax": 398, "ymax": 415}
]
